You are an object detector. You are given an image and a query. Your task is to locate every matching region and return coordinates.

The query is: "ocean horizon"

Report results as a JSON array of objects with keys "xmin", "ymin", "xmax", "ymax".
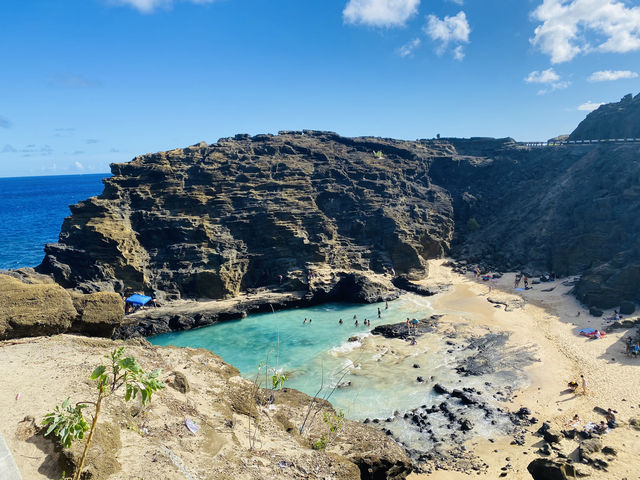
[{"xmin": 0, "ymin": 172, "xmax": 109, "ymax": 270}]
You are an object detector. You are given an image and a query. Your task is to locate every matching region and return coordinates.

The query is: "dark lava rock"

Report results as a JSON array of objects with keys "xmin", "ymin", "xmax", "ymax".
[
  {"xmin": 516, "ymin": 407, "xmax": 531, "ymax": 418},
  {"xmin": 451, "ymin": 389, "xmax": 476, "ymax": 405},
  {"xmin": 527, "ymin": 458, "xmax": 576, "ymax": 480},
  {"xmin": 543, "ymin": 428, "xmax": 563, "ymax": 444},
  {"xmin": 433, "ymin": 384, "xmax": 449, "ymax": 395},
  {"xmin": 602, "ymin": 445, "xmax": 617, "ymax": 456},
  {"xmin": 619, "ymin": 300, "xmax": 635, "ymax": 315},
  {"xmin": 413, "ymin": 363, "xmax": 420, "ymax": 368},
  {"xmin": 589, "ymin": 306, "xmax": 603, "ymax": 317},
  {"xmin": 353, "ymin": 456, "xmax": 412, "ymax": 480},
  {"xmin": 459, "ymin": 419, "xmax": 474, "ymax": 431},
  {"xmin": 391, "ymin": 276, "xmax": 448, "ymax": 296},
  {"xmin": 579, "ymin": 437, "xmax": 602, "ymax": 462},
  {"xmin": 416, "ymin": 376, "xmax": 424, "ymax": 383}
]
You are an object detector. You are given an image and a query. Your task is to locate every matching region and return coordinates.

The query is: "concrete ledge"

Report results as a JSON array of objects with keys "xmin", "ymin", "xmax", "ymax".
[{"xmin": 0, "ymin": 432, "xmax": 23, "ymax": 480}]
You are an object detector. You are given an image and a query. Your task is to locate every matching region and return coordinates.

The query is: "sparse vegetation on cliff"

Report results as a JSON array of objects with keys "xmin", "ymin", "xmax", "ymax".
[{"xmin": 43, "ymin": 347, "xmax": 164, "ymax": 480}]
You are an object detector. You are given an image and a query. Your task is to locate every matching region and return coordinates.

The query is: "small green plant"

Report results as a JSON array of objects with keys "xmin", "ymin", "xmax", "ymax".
[
  {"xmin": 312, "ymin": 435, "xmax": 328, "ymax": 450},
  {"xmin": 467, "ymin": 217, "xmax": 481, "ymax": 232},
  {"xmin": 42, "ymin": 348, "xmax": 164, "ymax": 480},
  {"xmin": 271, "ymin": 371, "xmax": 288, "ymax": 390},
  {"xmin": 373, "ymin": 150, "xmax": 384, "ymax": 159},
  {"xmin": 324, "ymin": 410, "xmax": 345, "ymax": 435}
]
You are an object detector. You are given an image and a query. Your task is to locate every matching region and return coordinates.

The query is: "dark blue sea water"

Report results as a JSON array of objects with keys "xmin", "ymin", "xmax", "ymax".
[{"xmin": 0, "ymin": 173, "xmax": 109, "ymax": 270}]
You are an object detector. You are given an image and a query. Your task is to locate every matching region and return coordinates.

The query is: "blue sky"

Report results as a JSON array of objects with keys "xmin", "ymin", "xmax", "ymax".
[{"xmin": 1, "ymin": 0, "xmax": 639, "ymax": 177}]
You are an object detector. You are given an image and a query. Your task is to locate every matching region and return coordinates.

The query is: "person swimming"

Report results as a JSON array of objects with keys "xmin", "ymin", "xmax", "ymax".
[{"xmin": 339, "ymin": 318, "xmax": 343, "ymax": 325}]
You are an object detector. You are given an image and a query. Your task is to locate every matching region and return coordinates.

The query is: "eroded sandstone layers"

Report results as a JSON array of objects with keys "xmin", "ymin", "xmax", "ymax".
[
  {"xmin": 40, "ymin": 131, "xmax": 457, "ymax": 300},
  {"xmin": 38, "ymin": 127, "xmax": 640, "ymax": 309}
]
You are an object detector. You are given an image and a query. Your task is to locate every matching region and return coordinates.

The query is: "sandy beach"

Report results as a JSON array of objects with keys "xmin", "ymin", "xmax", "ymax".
[{"xmin": 409, "ymin": 260, "xmax": 640, "ymax": 479}]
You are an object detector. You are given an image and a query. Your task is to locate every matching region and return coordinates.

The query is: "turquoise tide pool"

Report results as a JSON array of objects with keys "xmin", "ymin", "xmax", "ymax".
[{"xmin": 149, "ymin": 294, "xmax": 453, "ymax": 421}]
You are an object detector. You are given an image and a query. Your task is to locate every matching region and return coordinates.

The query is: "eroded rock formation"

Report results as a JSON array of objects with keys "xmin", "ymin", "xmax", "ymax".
[
  {"xmin": 0, "ymin": 270, "xmax": 124, "ymax": 340},
  {"xmin": 40, "ymin": 131, "xmax": 457, "ymax": 300},
  {"xmin": 38, "ymin": 119, "xmax": 640, "ymax": 309}
]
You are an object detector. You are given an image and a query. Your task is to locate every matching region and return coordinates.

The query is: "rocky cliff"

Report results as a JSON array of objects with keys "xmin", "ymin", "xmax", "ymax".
[
  {"xmin": 38, "ymin": 128, "xmax": 640, "ymax": 310},
  {"xmin": 569, "ymin": 93, "xmax": 640, "ymax": 140}
]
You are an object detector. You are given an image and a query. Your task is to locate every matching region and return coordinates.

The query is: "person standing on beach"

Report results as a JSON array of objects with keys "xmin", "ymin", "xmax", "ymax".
[
  {"xmin": 377, "ymin": 307, "xmax": 381, "ymax": 318},
  {"xmin": 514, "ymin": 275, "xmax": 521, "ymax": 288},
  {"xmin": 385, "ymin": 301, "xmax": 389, "ymax": 310},
  {"xmin": 524, "ymin": 276, "xmax": 529, "ymax": 288},
  {"xmin": 581, "ymin": 375, "xmax": 587, "ymax": 395}
]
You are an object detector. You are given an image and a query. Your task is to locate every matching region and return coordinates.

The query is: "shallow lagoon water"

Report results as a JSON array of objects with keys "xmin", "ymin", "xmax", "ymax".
[{"xmin": 150, "ymin": 294, "xmax": 451, "ymax": 420}]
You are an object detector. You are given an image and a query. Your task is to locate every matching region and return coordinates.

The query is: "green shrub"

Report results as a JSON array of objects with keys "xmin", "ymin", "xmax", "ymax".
[
  {"xmin": 312, "ymin": 435, "xmax": 328, "ymax": 450},
  {"xmin": 467, "ymin": 217, "xmax": 481, "ymax": 232}
]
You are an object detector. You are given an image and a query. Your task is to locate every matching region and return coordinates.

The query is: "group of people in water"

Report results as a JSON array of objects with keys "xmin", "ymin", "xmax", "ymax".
[{"xmin": 306, "ymin": 301, "xmax": 390, "ymax": 327}]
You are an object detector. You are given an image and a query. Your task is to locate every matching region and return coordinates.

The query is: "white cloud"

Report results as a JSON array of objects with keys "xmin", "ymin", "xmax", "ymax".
[
  {"xmin": 588, "ymin": 69, "xmax": 639, "ymax": 82},
  {"xmin": 525, "ymin": 68, "xmax": 560, "ymax": 83},
  {"xmin": 424, "ymin": 11, "xmax": 470, "ymax": 58},
  {"xmin": 111, "ymin": 0, "xmax": 216, "ymax": 13},
  {"xmin": 397, "ymin": 38, "xmax": 421, "ymax": 57},
  {"xmin": 578, "ymin": 101, "xmax": 605, "ymax": 111},
  {"xmin": 343, "ymin": 0, "xmax": 420, "ymax": 27},
  {"xmin": 75, "ymin": 161, "xmax": 85, "ymax": 170},
  {"xmin": 531, "ymin": 0, "xmax": 640, "ymax": 64},
  {"xmin": 524, "ymin": 68, "xmax": 570, "ymax": 94},
  {"xmin": 452, "ymin": 45, "xmax": 465, "ymax": 60}
]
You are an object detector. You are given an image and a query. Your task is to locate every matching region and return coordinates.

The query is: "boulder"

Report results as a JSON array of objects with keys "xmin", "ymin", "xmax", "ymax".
[
  {"xmin": 0, "ymin": 274, "xmax": 77, "ymax": 339},
  {"xmin": 71, "ymin": 291, "xmax": 124, "ymax": 337},
  {"xmin": 589, "ymin": 306, "xmax": 603, "ymax": 317},
  {"xmin": 619, "ymin": 300, "xmax": 635, "ymax": 315},
  {"xmin": 433, "ymin": 384, "xmax": 449, "ymax": 395},
  {"xmin": 527, "ymin": 458, "xmax": 577, "ymax": 480},
  {"xmin": 543, "ymin": 428, "xmax": 563, "ymax": 444},
  {"xmin": 579, "ymin": 438, "xmax": 602, "ymax": 462}
]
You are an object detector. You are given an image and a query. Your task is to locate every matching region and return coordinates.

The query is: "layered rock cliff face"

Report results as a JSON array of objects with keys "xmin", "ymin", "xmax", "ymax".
[
  {"xmin": 40, "ymin": 132, "xmax": 457, "ymax": 300},
  {"xmin": 569, "ymin": 93, "xmax": 640, "ymax": 140},
  {"xmin": 38, "ymin": 129, "xmax": 640, "ymax": 309}
]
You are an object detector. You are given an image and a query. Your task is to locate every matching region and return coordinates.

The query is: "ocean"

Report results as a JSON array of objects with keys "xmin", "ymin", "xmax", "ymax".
[{"xmin": 0, "ymin": 173, "xmax": 108, "ymax": 270}]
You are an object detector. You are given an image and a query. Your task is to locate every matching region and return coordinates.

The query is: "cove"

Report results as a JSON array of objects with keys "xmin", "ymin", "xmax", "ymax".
[{"xmin": 149, "ymin": 294, "xmax": 451, "ymax": 420}]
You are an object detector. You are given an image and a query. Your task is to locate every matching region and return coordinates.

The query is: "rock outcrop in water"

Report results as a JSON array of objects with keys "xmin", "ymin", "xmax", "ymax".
[
  {"xmin": 37, "ymin": 99, "xmax": 640, "ymax": 310},
  {"xmin": 569, "ymin": 93, "xmax": 640, "ymax": 141}
]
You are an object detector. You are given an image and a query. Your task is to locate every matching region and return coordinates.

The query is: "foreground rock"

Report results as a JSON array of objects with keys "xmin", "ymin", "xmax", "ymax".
[
  {"xmin": 0, "ymin": 272, "xmax": 124, "ymax": 340},
  {"xmin": 0, "ymin": 335, "xmax": 412, "ymax": 480},
  {"xmin": 527, "ymin": 458, "xmax": 577, "ymax": 480}
]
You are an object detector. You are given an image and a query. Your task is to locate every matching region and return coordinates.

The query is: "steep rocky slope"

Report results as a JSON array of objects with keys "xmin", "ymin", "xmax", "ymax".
[
  {"xmin": 38, "ymin": 129, "xmax": 640, "ymax": 310},
  {"xmin": 569, "ymin": 93, "xmax": 640, "ymax": 140},
  {"xmin": 0, "ymin": 335, "xmax": 411, "ymax": 480}
]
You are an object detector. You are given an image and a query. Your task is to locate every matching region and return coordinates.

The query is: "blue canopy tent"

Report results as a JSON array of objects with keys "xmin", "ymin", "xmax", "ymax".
[{"xmin": 125, "ymin": 294, "xmax": 153, "ymax": 306}]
